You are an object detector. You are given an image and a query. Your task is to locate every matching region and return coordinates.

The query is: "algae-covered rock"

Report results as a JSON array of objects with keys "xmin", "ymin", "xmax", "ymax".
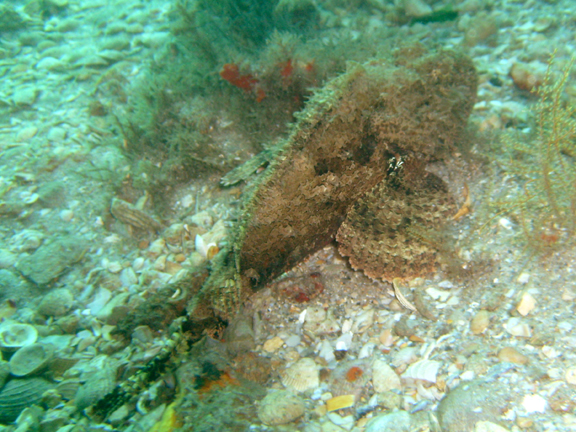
[
  {"xmin": 0, "ymin": 5, "xmax": 27, "ymax": 33},
  {"xmin": 15, "ymin": 236, "xmax": 87, "ymax": 286},
  {"xmin": 192, "ymin": 44, "xmax": 477, "ymax": 320}
]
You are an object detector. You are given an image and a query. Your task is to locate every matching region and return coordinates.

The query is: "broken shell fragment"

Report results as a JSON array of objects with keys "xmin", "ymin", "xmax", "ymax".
[
  {"xmin": 0, "ymin": 322, "xmax": 38, "ymax": 350},
  {"xmin": 372, "ymin": 358, "xmax": 401, "ymax": 393},
  {"xmin": 516, "ymin": 292, "xmax": 536, "ymax": 316},
  {"xmin": 326, "ymin": 394, "xmax": 355, "ymax": 412},
  {"xmin": 402, "ymin": 359, "xmax": 441, "ymax": 383}
]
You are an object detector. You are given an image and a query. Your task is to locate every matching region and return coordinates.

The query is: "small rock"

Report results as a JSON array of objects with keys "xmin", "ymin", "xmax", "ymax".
[
  {"xmin": 504, "ymin": 317, "xmax": 531, "ymax": 338},
  {"xmin": 0, "ymin": 249, "xmax": 17, "ymax": 268},
  {"xmin": 379, "ymin": 328, "xmax": 394, "ymax": 346},
  {"xmin": 47, "ymin": 127, "xmax": 67, "ymax": 142},
  {"xmin": 365, "ymin": 410, "xmax": 412, "ymax": 432},
  {"xmin": 470, "ymin": 310, "xmax": 490, "ymax": 335},
  {"xmin": 104, "ymin": 22, "xmax": 127, "ymax": 35},
  {"xmin": 132, "ymin": 325, "xmax": 154, "ymax": 343},
  {"xmin": 107, "ymin": 261, "xmax": 123, "ymax": 273},
  {"xmin": 15, "ymin": 236, "xmax": 86, "ymax": 286},
  {"xmin": 521, "ymin": 394, "xmax": 547, "ymax": 413},
  {"xmin": 59, "ymin": 209, "xmax": 74, "ymax": 222},
  {"xmin": 516, "ymin": 292, "xmax": 536, "ymax": 316},
  {"xmin": 54, "ymin": 19, "xmax": 79, "ymax": 32},
  {"xmin": 438, "ymin": 379, "xmax": 517, "ymax": 432},
  {"xmin": 566, "ymin": 366, "xmax": 576, "ymax": 385},
  {"xmin": 403, "ymin": 0, "xmax": 432, "ymax": 17},
  {"xmin": 36, "ymin": 56, "xmax": 64, "ymax": 71},
  {"xmin": 126, "ymin": 23, "xmax": 144, "ymax": 34},
  {"xmin": 463, "ymin": 12, "xmax": 499, "ymax": 47},
  {"xmin": 497, "ymin": 347, "xmax": 528, "ymax": 365},
  {"xmin": 16, "ymin": 126, "xmax": 38, "ymax": 142},
  {"xmin": 263, "ymin": 336, "xmax": 284, "ymax": 353},
  {"xmin": 377, "ymin": 391, "xmax": 403, "ymax": 410},
  {"xmin": 258, "ymin": 390, "xmax": 304, "ymax": 425},
  {"xmin": 13, "ymin": 88, "xmax": 38, "ymax": 107},
  {"xmin": 101, "ymin": 36, "xmax": 131, "ymax": 51},
  {"xmin": 38, "ymin": 288, "xmax": 74, "ymax": 317},
  {"xmin": 474, "ymin": 421, "xmax": 510, "ymax": 432},
  {"xmin": 510, "ymin": 62, "xmax": 546, "ymax": 91}
]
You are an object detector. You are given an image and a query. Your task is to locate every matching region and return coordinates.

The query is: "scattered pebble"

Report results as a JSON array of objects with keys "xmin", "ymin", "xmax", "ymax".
[
  {"xmin": 470, "ymin": 310, "xmax": 490, "ymax": 334},
  {"xmin": 498, "ymin": 347, "xmax": 528, "ymax": 365},
  {"xmin": 516, "ymin": 292, "xmax": 536, "ymax": 316}
]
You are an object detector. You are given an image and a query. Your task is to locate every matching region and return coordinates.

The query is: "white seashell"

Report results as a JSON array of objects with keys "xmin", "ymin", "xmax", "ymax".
[
  {"xmin": 281, "ymin": 358, "xmax": 319, "ymax": 393},
  {"xmin": 359, "ymin": 342, "xmax": 375, "ymax": 359},
  {"xmin": 391, "ymin": 347, "xmax": 419, "ymax": 367},
  {"xmin": 132, "ymin": 257, "xmax": 145, "ymax": 272},
  {"xmin": 335, "ymin": 332, "xmax": 353, "ymax": 351},
  {"xmin": 181, "ymin": 195, "xmax": 194, "ymax": 208},
  {"xmin": 194, "ymin": 234, "xmax": 217, "ymax": 258},
  {"xmin": 372, "ymin": 358, "xmax": 401, "ymax": 392},
  {"xmin": 59, "ymin": 209, "xmax": 74, "ymax": 222},
  {"xmin": 107, "ymin": 261, "xmax": 122, "ymax": 273},
  {"xmin": 0, "ymin": 322, "xmax": 38, "ymax": 349},
  {"xmin": 504, "ymin": 317, "xmax": 532, "ymax": 338},
  {"xmin": 402, "ymin": 359, "xmax": 441, "ymax": 383},
  {"xmin": 318, "ymin": 340, "xmax": 336, "ymax": 363},
  {"xmin": 341, "ymin": 319, "xmax": 352, "ymax": 334},
  {"xmin": 521, "ymin": 394, "xmax": 547, "ymax": 414},
  {"xmin": 426, "ymin": 288, "xmax": 451, "ymax": 302}
]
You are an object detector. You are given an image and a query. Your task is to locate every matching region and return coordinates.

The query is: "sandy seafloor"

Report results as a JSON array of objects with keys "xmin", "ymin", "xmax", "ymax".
[{"xmin": 1, "ymin": 0, "xmax": 576, "ymax": 431}]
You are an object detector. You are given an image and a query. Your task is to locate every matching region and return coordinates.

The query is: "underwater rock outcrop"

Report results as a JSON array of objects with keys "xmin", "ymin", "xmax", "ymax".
[{"xmin": 192, "ymin": 44, "xmax": 477, "ymax": 320}]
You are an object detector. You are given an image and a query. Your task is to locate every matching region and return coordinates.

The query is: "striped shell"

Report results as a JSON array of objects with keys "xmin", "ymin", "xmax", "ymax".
[
  {"xmin": 0, "ymin": 377, "xmax": 53, "ymax": 423},
  {"xmin": 402, "ymin": 359, "xmax": 441, "ymax": 383},
  {"xmin": 280, "ymin": 358, "xmax": 319, "ymax": 393},
  {"xmin": 75, "ymin": 365, "xmax": 117, "ymax": 410},
  {"xmin": 56, "ymin": 379, "xmax": 81, "ymax": 401}
]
